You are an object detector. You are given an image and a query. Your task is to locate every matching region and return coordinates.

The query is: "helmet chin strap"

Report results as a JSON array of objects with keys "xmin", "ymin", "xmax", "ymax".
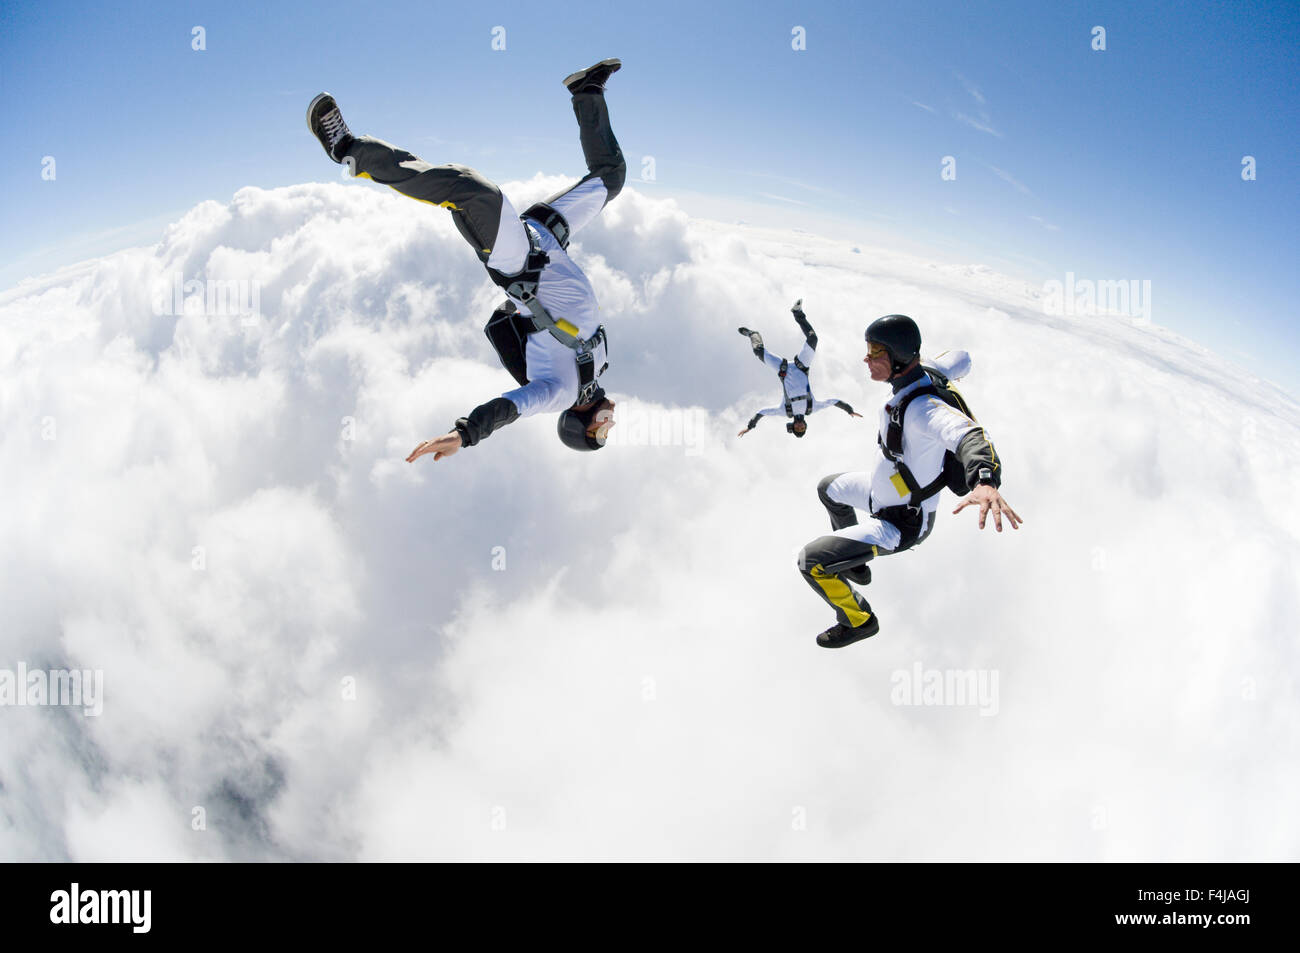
[{"xmin": 888, "ymin": 356, "xmax": 918, "ymax": 379}]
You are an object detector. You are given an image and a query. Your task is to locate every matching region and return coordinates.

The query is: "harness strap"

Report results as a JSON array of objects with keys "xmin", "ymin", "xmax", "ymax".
[
  {"xmin": 777, "ymin": 359, "xmax": 813, "ymax": 416},
  {"xmin": 879, "ymin": 378, "xmax": 948, "ymax": 505},
  {"xmin": 891, "ymin": 459, "xmax": 948, "ymax": 505},
  {"xmin": 881, "ymin": 383, "xmax": 940, "ymax": 459},
  {"xmin": 870, "ymin": 504, "xmax": 935, "ymax": 554},
  {"xmin": 522, "ymin": 202, "xmax": 571, "ymax": 250},
  {"xmin": 485, "ymin": 216, "xmax": 606, "ymax": 405}
]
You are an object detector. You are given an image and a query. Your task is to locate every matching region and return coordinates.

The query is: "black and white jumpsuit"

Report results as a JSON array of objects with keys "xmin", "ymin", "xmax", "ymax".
[
  {"xmin": 744, "ymin": 310, "xmax": 854, "ymax": 429},
  {"xmin": 341, "ymin": 90, "xmax": 625, "ymax": 427},
  {"xmin": 798, "ymin": 351, "xmax": 1003, "ymax": 628}
]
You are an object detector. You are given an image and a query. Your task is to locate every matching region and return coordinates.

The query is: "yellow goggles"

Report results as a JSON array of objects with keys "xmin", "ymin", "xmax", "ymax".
[{"xmin": 867, "ymin": 341, "xmax": 890, "ymax": 359}]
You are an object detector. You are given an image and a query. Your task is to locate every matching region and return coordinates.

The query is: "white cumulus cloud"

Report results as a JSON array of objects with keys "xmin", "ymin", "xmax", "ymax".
[{"xmin": 1, "ymin": 177, "xmax": 1298, "ymax": 861}]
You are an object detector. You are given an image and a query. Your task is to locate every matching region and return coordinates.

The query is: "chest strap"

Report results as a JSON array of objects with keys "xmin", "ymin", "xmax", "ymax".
[
  {"xmin": 779, "ymin": 357, "xmax": 813, "ymax": 416},
  {"xmin": 878, "ymin": 381, "xmax": 947, "ymax": 504}
]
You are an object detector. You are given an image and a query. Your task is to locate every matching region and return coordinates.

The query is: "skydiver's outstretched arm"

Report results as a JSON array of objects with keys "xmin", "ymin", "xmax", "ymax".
[
  {"xmin": 947, "ymin": 423, "xmax": 1021, "ymax": 532},
  {"xmin": 407, "ymin": 396, "xmax": 522, "ymax": 463},
  {"xmin": 809, "ymin": 397, "xmax": 862, "ymax": 418},
  {"xmin": 738, "ymin": 406, "xmax": 784, "ymax": 436},
  {"xmin": 407, "ymin": 362, "xmax": 588, "ymax": 464}
]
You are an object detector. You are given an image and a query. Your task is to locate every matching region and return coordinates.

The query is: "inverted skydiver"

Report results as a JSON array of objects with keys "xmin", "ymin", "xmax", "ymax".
[
  {"xmin": 307, "ymin": 58, "xmax": 627, "ymax": 461},
  {"xmin": 737, "ymin": 300, "xmax": 861, "ymax": 438}
]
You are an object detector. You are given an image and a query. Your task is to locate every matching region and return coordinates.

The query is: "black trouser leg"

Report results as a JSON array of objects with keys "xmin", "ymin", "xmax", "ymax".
[
  {"xmin": 793, "ymin": 311, "xmax": 817, "ymax": 349},
  {"xmin": 570, "ymin": 91, "xmax": 626, "ymax": 200},
  {"xmin": 345, "ymin": 136, "xmax": 505, "ymax": 263},
  {"xmin": 817, "ymin": 473, "xmax": 859, "ymax": 531},
  {"xmin": 541, "ymin": 90, "xmax": 627, "ymax": 217},
  {"xmin": 798, "ymin": 535, "xmax": 877, "ymax": 629}
]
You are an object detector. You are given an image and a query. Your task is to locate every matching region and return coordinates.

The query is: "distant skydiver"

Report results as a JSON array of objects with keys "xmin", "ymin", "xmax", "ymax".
[
  {"xmin": 737, "ymin": 300, "xmax": 861, "ymax": 438},
  {"xmin": 798, "ymin": 314, "xmax": 1023, "ymax": 649},
  {"xmin": 307, "ymin": 58, "xmax": 626, "ymax": 461}
]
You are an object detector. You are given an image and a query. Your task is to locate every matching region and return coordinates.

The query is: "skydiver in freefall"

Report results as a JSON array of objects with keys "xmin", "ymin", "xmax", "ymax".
[
  {"xmin": 307, "ymin": 59, "xmax": 627, "ymax": 460},
  {"xmin": 737, "ymin": 300, "xmax": 861, "ymax": 438},
  {"xmin": 798, "ymin": 314, "xmax": 1022, "ymax": 649}
]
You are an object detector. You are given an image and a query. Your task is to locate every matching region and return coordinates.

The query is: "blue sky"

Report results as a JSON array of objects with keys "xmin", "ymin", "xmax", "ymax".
[{"xmin": 3, "ymin": 0, "xmax": 1297, "ymax": 388}]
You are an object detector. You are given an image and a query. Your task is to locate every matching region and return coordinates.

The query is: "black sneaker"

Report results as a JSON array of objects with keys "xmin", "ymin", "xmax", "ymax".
[
  {"xmin": 791, "ymin": 298, "xmax": 805, "ymax": 318},
  {"xmin": 816, "ymin": 615, "xmax": 880, "ymax": 649},
  {"xmin": 307, "ymin": 92, "xmax": 354, "ymax": 163},
  {"xmin": 563, "ymin": 57, "xmax": 622, "ymax": 94},
  {"xmin": 843, "ymin": 564, "xmax": 871, "ymax": 586}
]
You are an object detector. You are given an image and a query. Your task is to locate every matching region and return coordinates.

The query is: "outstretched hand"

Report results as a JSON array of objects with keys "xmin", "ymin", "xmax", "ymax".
[
  {"xmin": 953, "ymin": 484, "xmax": 1023, "ymax": 532},
  {"xmin": 407, "ymin": 431, "xmax": 462, "ymax": 464},
  {"xmin": 850, "ymin": 412, "xmax": 863, "ymax": 418},
  {"xmin": 737, "ymin": 426, "xmax": 752, "ymax": 437}
]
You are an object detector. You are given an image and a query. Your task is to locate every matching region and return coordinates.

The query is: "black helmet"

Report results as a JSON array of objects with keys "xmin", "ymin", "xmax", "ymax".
[
  {"xmin": 866, "ymin": 314, "xmax": 922, "ymax": 374},
  {"xmin": 557, "ymin": 387, "xmax": 612, "ymax": 451},
  {"xmin": 787, "ymin": 415, "xmax": 807, "ymax": 438}
]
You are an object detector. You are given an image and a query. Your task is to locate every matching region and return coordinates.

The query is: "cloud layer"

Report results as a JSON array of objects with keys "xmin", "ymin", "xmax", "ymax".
[{"xmin": 2, "ymin": 177, "xmax": 1297, "ymax": 861}]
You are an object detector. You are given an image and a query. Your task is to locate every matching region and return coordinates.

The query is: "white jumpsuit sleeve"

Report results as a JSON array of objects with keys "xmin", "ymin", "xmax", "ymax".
[
  {"xmin": 911, "ymin": 395, "xmax": 980, "ymax": 453},
  {"xmin": 809, "ymin": 397, "xmax": 846, "ymax": 414},
  {"xmin": 501, "ymin": 324, "xmax": 575, "ymax": 417}
]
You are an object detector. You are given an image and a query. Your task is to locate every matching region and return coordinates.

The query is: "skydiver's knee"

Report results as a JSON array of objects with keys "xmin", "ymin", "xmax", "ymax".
[
  {"xmin": 817, "ymin": 473, "xmax": 846, "ymax": 506},
  {"xmin": 797, "ymin": 536, "xmax": 844, "ymax": 575},
  {"xmin": 602, "ymin": 161, "xmax": 625, "ymax": 202},
  {"xmin": 796, "ymin": 544, "xmax": 821, "ymax": 575}
]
